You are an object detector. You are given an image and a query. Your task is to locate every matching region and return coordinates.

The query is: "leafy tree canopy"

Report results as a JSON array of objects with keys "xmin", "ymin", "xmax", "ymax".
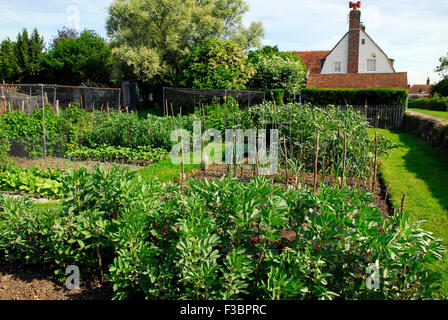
[
  {"xmin": 0, "ymin": 39, "xmax": 20, "ymax": 83},
  {"xmin": 432, "ymin": 77, "xmax": 448, "ymax": 97},
  {"xmin": 435, "ymin": 52, "xmax": 448, "ymax": 78},
  {"xmin": 248, "ymin": 46, "xmax": 307, "ymax": 96},
  {"xmin": 0, "ymin": 28, "xmax": 44, "ymax": 83},
  {"xmin": 178, "ymin": 38, "xmax": 254, "ymax": 90},
  {"xmin": 50, "ymin": 27, "xmax": 80, "ymax": 49},
  {"xmin": 40, "ymin": 30, "xmax": 113, "ymax": 85},
  {"xmin": 106, "ymin": 0, "xmax": 264, "ymax": 85}
]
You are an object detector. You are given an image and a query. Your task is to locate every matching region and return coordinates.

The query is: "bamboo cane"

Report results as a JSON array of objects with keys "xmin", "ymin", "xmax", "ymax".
[
  {"xmin": 283, "ymin": 135, "xmax": 289, "ymax": 186},
  {"xmin": 384, "ymin": 182, "xmax": 390, "ymax": 206},
  {"xmin": 341, "ymin": 131, "xmax": 347, "ymax": 188},
  {"xmin": 372, "ymin": 131, "xmax": 378, "ymax": 192},
  {"xmin": 313, "ymin": 130, "xmax": 320, "ymax": 190},
  {"xmin": 400, "ymin": 193, "xmax": 406, "ymax": 213}
]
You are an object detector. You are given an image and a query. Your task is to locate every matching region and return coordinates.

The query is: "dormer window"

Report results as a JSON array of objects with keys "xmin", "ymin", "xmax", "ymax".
[{"xmin": 334, "ymin": 61, "xmax": 341, "ymax": 73}]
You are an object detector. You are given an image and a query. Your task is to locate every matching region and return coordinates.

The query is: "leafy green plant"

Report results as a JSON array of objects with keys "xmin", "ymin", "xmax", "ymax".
[
  {"xmin": 67, "ymin": 145, "xmax": 169, "ymax": 165},
  {"xmin": 0, "ymin": 168, "xmax": 443, "ymax": 300}
]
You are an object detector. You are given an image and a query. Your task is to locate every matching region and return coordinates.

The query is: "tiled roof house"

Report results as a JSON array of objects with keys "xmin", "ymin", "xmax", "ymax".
[
  {"xmin": 295, "ymin": 2, "xmax": 408, "ymax": 89},
  {"xmin": 408, "ymin": 78, "xmax": 432, "ymax": 99}
]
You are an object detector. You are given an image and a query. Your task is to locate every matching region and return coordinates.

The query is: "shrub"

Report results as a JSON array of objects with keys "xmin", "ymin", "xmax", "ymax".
[
  {"xmin": 432, "ymin": 77, "xmax": 448, "ymax": 97},
  {"xmin": 247, "ymin": 55, "xmax": 306, "ymax": 97},
  {"xmin": 408, "ymin": 97, "xmax": 448, "ymax": 111},
  {"xmin": 301, "ymin": 88, "xmax": 409, "ymax": 106},
  {"xmin": 179, "ymin": 38, "xmax": 255, "ymax": 90}
]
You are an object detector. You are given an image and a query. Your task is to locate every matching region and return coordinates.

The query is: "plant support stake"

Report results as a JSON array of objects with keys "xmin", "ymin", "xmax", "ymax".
[{"xmin": 314, "ymin": 130, "xmax": 320, "ymax": 190}]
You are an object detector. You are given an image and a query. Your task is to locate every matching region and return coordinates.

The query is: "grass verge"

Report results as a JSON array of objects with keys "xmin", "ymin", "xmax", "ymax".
[
  {"xmin": 409, "ymin": 108, "xmax": 448, "ymax": 121},
  {"xmin": 374, "ymin": 128, "xmax": 448, "ymax": 298}
]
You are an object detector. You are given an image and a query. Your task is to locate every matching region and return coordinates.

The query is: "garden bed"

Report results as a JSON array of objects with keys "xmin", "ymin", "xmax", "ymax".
[
  {"xmin": 189, "ymin": 164, "xmax": 393, "ymax": 216},
  {"xmin": 9, "ymin": 156, "xmax": 145, "ymax": 171},
  {"xmin": 0, "ymin": 259, "xmax": 112, "ymax": 300}
]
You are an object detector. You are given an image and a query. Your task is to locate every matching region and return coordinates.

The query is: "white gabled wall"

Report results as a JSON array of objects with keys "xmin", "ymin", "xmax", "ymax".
[
  {"xmin": 321, "ymin": 33, "xmax": 349, "ymax": 74},
  {"xmin": 358, "ymin": 30, "xmax": 394, "ymax": 73},
  {"xmin": 321, "ymin": 30, "xmax": 395, "ymax": 74}
]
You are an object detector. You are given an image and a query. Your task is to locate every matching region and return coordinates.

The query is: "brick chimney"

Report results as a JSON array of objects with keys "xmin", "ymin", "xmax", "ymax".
[{"xmin": 348, "ymin": 2, "xmax": 362, "ymax": 73}]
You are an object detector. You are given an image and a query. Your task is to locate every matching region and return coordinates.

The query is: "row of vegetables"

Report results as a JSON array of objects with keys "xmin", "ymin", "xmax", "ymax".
[{"xmin": 0, "ymin": 165, "xmax": 444, "ymax": 300}]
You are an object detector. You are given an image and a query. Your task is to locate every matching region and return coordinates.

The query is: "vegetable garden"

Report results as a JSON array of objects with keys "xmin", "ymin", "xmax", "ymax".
[{"xmin": 0, "ymin": 100, "xmax": 446, "ymax": 300}]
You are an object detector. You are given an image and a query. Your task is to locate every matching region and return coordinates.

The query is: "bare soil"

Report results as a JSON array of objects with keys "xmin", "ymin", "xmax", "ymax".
[
  {"xmin": 0, "ymin": 259, "xmax": 112, "ymax": 300},
  {"xmin": 9, "ymin": 156, "xmax": 144, "ymax": 171}
]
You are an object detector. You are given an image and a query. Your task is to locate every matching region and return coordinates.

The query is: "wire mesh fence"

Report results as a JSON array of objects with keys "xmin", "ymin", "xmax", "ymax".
[
  {"xmin": 163, "ymin": 87, "xmax": 266, "ymax": 115},
  {"xmin": 313, "ymin": 104, "xmax": 406, "ymax": 129},
  {"xmin": 0, "ymin": 83, "xmax": 121, "ymax": 113}
]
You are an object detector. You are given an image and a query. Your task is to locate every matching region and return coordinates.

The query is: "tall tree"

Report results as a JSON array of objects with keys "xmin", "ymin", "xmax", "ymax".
[
  {"xmin": 50, "ymin": 27, "xmax": 80, "ymax": 49},
  {"xmin": 0, "ymin": 39, "xmax": 20, "ymax": 83},
  {"xmin": 179, "ymin": 38, "xmax": 254, "ymax": 90},
  {"xmin": 40, "ymin": 30, "xmax": 113, "ymax": 85},
  {"xmin": 248, "ymin": 46, "xmax": 307, "ymax": 97},
  {"xmin": 106, "ymin": 0, "xmax": 264, "ymax": 85},
  {"xmin": 435, "ymin": 52, "xmax": 448, "ymax": 78},
  {"xmin": 14, "ymin": 28, "xmax": 44, "ymax": 83}
]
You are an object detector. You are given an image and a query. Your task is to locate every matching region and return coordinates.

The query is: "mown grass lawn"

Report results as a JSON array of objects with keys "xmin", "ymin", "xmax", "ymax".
[
  {"xmin": 409, "ymin": 108, "xmax": 448, "ymax": 121},
  {"xmin": 373, "ymin": 128, "xmax": 448, "ymax": 297}
]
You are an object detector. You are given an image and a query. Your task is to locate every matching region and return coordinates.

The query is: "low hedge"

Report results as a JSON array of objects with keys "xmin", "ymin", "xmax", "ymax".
[
  {"xmin": 408, "ymin": 97, "xmax": 448, "ymax": 111},
  {"xmin": 301, "ymin": 88, "xmax": 408, "ymax": 106}
]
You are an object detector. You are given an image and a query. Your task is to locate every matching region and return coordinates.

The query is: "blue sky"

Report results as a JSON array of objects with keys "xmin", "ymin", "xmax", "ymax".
[{"xmin": 1, "ymin": 0, "xmax": 447, "ymax": 85}]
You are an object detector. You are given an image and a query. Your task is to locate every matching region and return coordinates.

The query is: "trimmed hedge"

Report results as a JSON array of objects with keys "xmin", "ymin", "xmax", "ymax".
[
  {"xmin": 301, "ymin": 88, "xmax": 409, "ymax": 106},
  {"xmin": 408, "ymin": 97, "xmax": 448, "ymax": 111}
]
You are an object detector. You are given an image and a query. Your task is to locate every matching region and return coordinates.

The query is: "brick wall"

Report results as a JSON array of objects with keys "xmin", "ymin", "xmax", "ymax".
[{"xmin": 348, "ymin": 9, "xmax": 361, "ymax": 73}]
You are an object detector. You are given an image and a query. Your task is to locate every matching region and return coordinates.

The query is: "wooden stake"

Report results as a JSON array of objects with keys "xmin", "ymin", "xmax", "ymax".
[
  {"xmin": 384, "ymin": 182, "xmax": 390, "ymax": 205},
  {"xmin": 283, "ymin": 135, "xmax": 289, "ymax": 186},
  {"xmin": 232, "ymin": 136, "xmax": 236, "ymax": 176},
  {"xmin": 400, "ymin": 193, "xmax": 406, "ymax": 213},
  {"xmin": 91, "ymin": 103, "xmax": 95, "ymax": 129},
  {"xmin": 341, "ymin": 131, "xmax": 347, "ymax": 188},
  {"xmin": 313, "ymin": 130, "xmax": 320, "ymax": 190},
  {"xmin": 55, "ymin": 100, "xmax": 59, "ymax": 115},
  {"xmin": 372, "ymin": 131, "xmax": 378, "ymax": 192},
  {"xmin": 107, "ymin": 102, "xmax": 110, "ymax": 118},
  {"xmin": 179, "ymin": 106, "xmax": 185, "ymax": 192}
]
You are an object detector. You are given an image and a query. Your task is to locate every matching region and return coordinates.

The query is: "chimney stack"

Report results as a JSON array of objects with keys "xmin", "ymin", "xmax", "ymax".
[
  {"xmin": 427, "ymin": 77, "xmax": 430, "ymax": 85},
  {"xmin": 348, "ymin": 2, "xmax": 362, "ymax": 73}
]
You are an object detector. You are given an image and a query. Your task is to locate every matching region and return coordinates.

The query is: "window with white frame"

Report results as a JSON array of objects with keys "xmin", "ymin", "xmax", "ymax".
[
  {"xmin": 367, "ymin": 59, "xmax": 376, "ymax": 72},
  {"xmin": 334, "ymin": 61, "xmax": 341, "ymax": 73}
]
